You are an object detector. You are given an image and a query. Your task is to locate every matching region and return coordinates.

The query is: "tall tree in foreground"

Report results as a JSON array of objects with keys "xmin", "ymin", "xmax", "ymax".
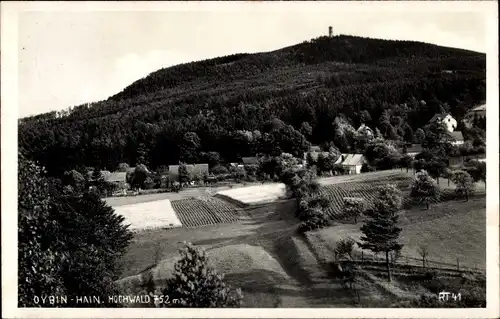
[
  {"xmin": 161, "ymin": 242, "xmax": 243, "ymax": 307},
  {"xmin": 450, "ymin": 170, "xmax": 475, "ymax": 201},
  {"xmin": 18, "ymin": 154, "xmax": 66, "ymax": 306},
  {"xmin": 358, "ymin": 184, "xmax": 403, "ymax": 282},
  {"xmin": 410, "ymin": 171, "xmax": 440, "ymax": 210},
  {"xmin": 18, "ymin": 154, "xmax": 133, "ymax": 307}
]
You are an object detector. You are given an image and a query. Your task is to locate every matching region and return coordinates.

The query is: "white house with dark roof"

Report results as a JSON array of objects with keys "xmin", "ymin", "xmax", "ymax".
[
  {"xmin": 430, "ymin": 113, "xmax": 457, "ymax": 132},
  {"xmin": 357, "ymin": 124, "xmax": 374, "ymax": 137}
]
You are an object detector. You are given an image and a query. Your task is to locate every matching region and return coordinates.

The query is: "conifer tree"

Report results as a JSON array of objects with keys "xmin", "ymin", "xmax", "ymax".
[{"xmin": 358, "ymin": 184, "xmax": 403, "ymax": 282}]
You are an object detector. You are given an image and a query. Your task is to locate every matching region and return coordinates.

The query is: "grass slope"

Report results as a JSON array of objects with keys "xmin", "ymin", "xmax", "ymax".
[
  {"xmin": 307, "ymin": 196, "xmax": 486, "ymax": 270},
  {"xmin": 116, "ymin": 170, "xmax": 486, "ymax": 307}
]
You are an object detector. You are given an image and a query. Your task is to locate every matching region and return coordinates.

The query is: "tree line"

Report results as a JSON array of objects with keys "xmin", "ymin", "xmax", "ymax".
[{"xmin": 19, "ymin": 35, "xmax": 485, "ymax": 179}]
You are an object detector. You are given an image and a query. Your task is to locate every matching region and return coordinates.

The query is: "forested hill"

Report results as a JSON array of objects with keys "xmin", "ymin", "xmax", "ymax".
[{"xmin": 19, "ymin": 35, "xmax": 486, "ymax": 176}]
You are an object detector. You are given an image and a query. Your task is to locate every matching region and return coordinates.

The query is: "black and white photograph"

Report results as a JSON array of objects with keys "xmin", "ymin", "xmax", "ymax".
[{"xmin": 2, "ymin": 1, "xmax": 499, "ymax": 318}]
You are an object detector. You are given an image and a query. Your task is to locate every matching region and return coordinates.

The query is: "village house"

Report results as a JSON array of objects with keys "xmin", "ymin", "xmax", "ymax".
[
  {"xmin": 357, "ymin": 123, "xmax": 374, "ymax": 137},
  {"xmin": 400, "ymin": 144, "xmax": 423, "ymax": 158},
  {"xmin": 450, "ymin": 131, "xmax": 465, "ymax": 146},
  {"xmin": 464, "ymin": 104, "xmax": 486, "ymax": 128},
  {"xmin": 241, "ymin": 157, "xmax": 259, "ymax": 166},
  {"xmin": 87, "ymin": 169, "xmax": 112, "ymax": 181},
  {"xmin": 430, "ymin": 113, "xmax": 457, "ymax": 132},
  {"xmin": 334, "ymin": 153, "xmax": 365, "ymax": 174},
  {"xmin": 466, "ymin": 104, "xmax": 486, "ymax": 120},
  {"xmin": 339, "ymin": 154, "xmax": 366, "ymax": 175},
  {"xmin": 168, "ymin": 164, "xmax": 209, "ymax": 183},
  {"xmin": 334, "ymin": 153, "xmax": 347, "ymax": 165},
  {"xmin": 107, "ymin": 172, "xmax": 128, "ymax": 192}
]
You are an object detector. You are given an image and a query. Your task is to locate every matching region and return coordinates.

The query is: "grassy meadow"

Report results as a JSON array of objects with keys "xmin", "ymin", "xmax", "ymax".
[{"xmin": 114, "ymin": 169, "xmax": 486, "ymax": 307}]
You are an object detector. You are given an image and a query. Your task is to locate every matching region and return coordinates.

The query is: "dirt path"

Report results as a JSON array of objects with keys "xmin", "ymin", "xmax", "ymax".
[
  {"xmin": 119, "ymin": 199, "xmax": 395, "ymax": 307},
  {"xmin": 241, "ymin": 202, "xmax": 375, "ymax": 307}
]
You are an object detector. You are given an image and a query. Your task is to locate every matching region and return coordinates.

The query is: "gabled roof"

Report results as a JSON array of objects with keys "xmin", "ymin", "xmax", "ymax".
[
  {"xmin": 87, "ymin": 170, "xmax": 111, "ymax": 180},
  {"xmin": 107, "ymin": 172, "xmax": 127, "ymax": 183},
  {"xmin": 169, "ymin": 163, "xmax": 209, "ymax": 170},
  {"xmin": 309, "ymin": 145, "xmax": 322, "ymax": 152},
  {"xmin": 403, "ymin": 144, "xmax": 423, "ymax": 154},
  {"xmin": 450, "ymin": 131, "xmax": 464, "ymax": 141},
  {"xmin": 341, "ymin": 154, "xmax": 365, "ymax": 166},
  {"xmin": 242, "ymin": 157, "xmax": 259, "ymax": 165},
  {"xmin": 471, "ymin": 104, "xmax": 486, "ymax": 112},
  {"xmin": 333, "ymin": 153, "xmax": 349, "ymax": 164}
]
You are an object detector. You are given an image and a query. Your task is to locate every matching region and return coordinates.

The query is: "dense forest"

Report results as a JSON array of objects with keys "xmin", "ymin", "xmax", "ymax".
[{"xmin": 19, "ymin": 35, "xmax": 486, "ymax": 177}]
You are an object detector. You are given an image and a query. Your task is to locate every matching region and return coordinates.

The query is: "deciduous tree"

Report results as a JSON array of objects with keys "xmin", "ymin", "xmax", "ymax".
[
  {"xmin": 410, "ymin": 171, "xmax": 440, "ymax": 209},
  {"xmin": 450, "ymin": 170, "xmax": 475, "ymax": 201}
]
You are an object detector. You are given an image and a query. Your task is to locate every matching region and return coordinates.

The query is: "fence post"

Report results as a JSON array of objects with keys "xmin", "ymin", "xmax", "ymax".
[{"xmin": 361, "ymin": 251, "xmax": 364, "ymax": 263}]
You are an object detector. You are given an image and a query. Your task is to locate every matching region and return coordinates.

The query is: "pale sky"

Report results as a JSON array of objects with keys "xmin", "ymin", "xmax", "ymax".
[{"xmin": 16, "ymin": 3, "xmax": 490, "ymax": 118}]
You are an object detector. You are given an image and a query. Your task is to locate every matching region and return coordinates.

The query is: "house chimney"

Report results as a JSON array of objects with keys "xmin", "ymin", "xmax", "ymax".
[{"xmin": 328, "ymin": 26, "xmax": 333, "ymax": 37}]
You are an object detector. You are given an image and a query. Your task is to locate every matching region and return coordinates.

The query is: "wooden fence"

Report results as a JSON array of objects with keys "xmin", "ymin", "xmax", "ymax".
[{"xmin": 336, "ymin": 249, "xmax": 485, "ymax": 275}]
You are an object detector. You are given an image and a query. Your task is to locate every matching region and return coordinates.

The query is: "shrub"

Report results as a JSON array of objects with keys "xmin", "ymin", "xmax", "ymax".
[
  {"xmin": 361, "ymin": 163, "xmax": 375, "ymax": 173},
  {"xmin": 161, "ymin": 243, "xmax": 243, "ymax": 307},
  {"xmin": 117, "ymin": 163, "xmax": 130, "ymax": 172},
  {"xmin": 298, "ymin": 208, "xmax": 330, "ymax": 232},
  {"xmin": 230, "ymin": 166, "xmax": 246, "ymax": 181},
  {"xmin": 178, "ymin": 162, "xmax": 190, "ymax": 186},
  {"xmin": 450, "ymin": 170, "xmax": 475, "ymax": 201},
  {"xmin": 335, "ymin": 238, "xmax": 355, "ymax": 260},
  {"xmin": 62, "ymin": 170, "xmax": 86, "ymax": 192},
  {"xmin": 410, "ymin": 170, "xmax": 440, "ymax": 209},
  {"xmin": 243, "ymin": 164, "xmax": 259, "ymax": 177},
  {"xmin": 211, "ymin": 165, "xmax": 229, "ymax": 175},
  {"xmin": 144, "ymin": 177, "xmax": 155, "ymax": 189}
]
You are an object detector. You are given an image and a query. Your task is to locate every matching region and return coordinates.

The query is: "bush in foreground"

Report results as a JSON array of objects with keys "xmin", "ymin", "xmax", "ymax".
[
  {"xmin": 161, "ymin": 242, "xmax": 243, "ymax": 308},
  {"xmin": 410, "ymin": 170, "xmax": 440, "ymax": 209}
]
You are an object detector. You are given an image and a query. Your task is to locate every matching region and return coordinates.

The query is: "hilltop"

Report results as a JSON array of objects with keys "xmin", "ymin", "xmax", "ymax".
[{"xmin": 19, "ymin": 35, "xmax": 486, "ymax": 176}]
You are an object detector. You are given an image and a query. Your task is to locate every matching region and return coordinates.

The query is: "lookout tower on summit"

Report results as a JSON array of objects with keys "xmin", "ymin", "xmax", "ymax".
[{"xmin": 328, "ymin": 26, "xmax": 333, "ymax": 37}]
